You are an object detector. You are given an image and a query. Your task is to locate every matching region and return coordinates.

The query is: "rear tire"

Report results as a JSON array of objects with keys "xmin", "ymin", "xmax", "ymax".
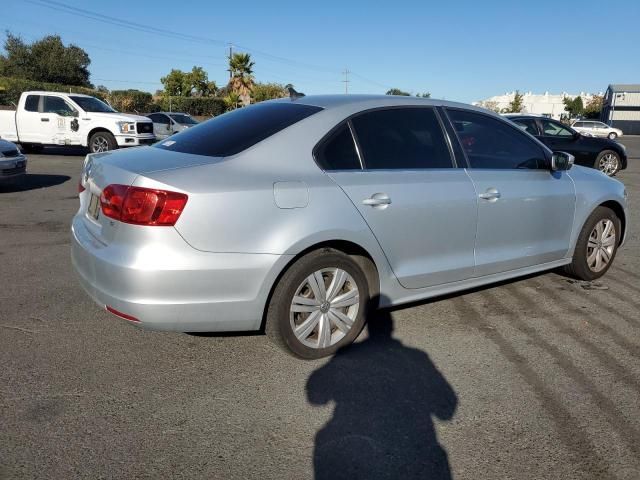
[
  {"xmin": 266, "ymin": 248, "xmax": 370, "ymax": 359},
  {"xmin": 89, "ymin": 131, "xmax": 117, "ymax": 153},
  {"xmin": 608, "ymin": 132, "xmax": 617, "ymax": 140},
  {"xmin": 594, "ymin": 150, "xmax": 620, "ymax": 176},
  {"xmin": 563, "ymin": 206, "xmax": 620, "ymax": 281}
]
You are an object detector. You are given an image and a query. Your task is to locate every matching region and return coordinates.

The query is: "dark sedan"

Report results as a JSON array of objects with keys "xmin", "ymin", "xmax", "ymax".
[
  {"xmin": 0, "ymin": 139, "xmax": 27, "ymax": 183},
  {"xmin": 504, "ymin": 114, "xmax": 627, "ymax": 176}
]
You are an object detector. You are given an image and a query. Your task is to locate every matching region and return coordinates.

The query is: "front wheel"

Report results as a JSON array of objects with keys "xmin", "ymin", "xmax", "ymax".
[
  {"xmin": 608, "ymin": 132, "xmax": 618, "ymax": 140},
  {"xmin": 595, "ymin": 150, "xmax": 620, "ymax": 176},
  {"xmin": 564, "ymin": 206, "xmax": 620, "ymax": 281},
  {"xmin": 266, "ymin": 249, "xmax": 370, "ymax": 359},
  {"xmin": 89, "ymin": 131, "xmax": 117, "ymax": 153}
]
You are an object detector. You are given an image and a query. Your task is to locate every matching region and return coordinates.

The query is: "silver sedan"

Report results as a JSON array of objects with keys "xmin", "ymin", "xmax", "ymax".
[{"xmin": 72, "ymin": 95, "xmax": 628, "ymax": 358}]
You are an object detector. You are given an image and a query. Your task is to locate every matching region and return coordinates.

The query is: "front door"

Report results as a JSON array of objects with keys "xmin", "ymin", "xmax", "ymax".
[
  {"xmin": 446, "ymin": 109, "xmax": 576, "ymax": 276},
  {"xmin": 320, "ymin": 107, "xmax": 478, "ymax": 289},
  {"xmin": 40, "ymin": 95, "xmax": 81, "ymax": 145}
]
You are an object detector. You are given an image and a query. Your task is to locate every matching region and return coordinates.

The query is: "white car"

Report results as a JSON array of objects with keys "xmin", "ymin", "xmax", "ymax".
[
  {"xmin": 0, "ymin": 91, "xmax": 156, "ymax": 153},
  {"xmin": 572, "ymin": 120, "xmax": 623, "ymax": 140}
]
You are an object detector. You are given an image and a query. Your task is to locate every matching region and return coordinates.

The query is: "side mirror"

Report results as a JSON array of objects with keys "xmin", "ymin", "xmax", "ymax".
[{"xmin": 551, "ymin": 151, "xmax": 574, "ymax": 171}]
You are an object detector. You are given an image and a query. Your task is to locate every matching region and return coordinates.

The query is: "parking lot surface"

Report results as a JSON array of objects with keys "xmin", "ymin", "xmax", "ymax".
[{"xmin": 1, "ymin": 140, "xmax": 639, "ymax": 479}]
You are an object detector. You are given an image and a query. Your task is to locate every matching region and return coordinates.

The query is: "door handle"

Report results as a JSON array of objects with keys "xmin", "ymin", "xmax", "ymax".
[
  {"xmin": 40, "ymin": 118, "xmax": 50, "ymax": 122},
  {"xmin": 362, "ymin": 193, "xmax": 391, "ymax": 208},
  {"xmin": 478, "ymin": 188, "xmax": 501, "ymax": 201}
]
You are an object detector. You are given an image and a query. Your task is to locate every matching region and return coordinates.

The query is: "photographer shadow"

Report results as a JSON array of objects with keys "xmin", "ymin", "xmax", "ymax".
[{"xmin": 306, "ymin": 305, "xmax": 457, "ymax": 480}]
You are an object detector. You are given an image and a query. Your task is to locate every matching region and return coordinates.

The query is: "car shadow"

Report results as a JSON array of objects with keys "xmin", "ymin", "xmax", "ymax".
[
  {"xmin": 306, "ymin": 301, "xmax": 458, "ymax": 480},
  {"xmin": 22, "ymin": 146, "xmax": 89, "ymax": 156},
  {"xmin": 0, "ymin": 174, "xmax": 71, "ymax": 193}
]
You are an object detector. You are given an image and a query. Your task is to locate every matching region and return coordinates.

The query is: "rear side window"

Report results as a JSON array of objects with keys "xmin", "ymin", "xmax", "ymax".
[
  {"xmin": 351, "ymin": 108, "xmax": 452, "ymax": 169},
  {"xmin": 541, "ymin": 119, "xmax": 574, "ymax": 137},
  {"xmin": 154, "ymin": 102, "xmax": 322, "ymax": 157},
  {"xmin": 512, "ymin": 118, "xmax": 539, "ymax": 136},
  {"xmin": 447, "ymin": 109, "xmax": 547, "ymax": 170},
  {"xmin": 315, "ymin": 124, "xmax": 361, "ymax": 170},
  {"xmin": 24, "ymin": 95, "xmax": 40, "ymax": 112}
]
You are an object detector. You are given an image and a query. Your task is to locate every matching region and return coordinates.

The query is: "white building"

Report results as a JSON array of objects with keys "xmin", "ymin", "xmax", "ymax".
[{"xmin": 474, "ymin": 91, "xmax": 602, "ymax": 119}]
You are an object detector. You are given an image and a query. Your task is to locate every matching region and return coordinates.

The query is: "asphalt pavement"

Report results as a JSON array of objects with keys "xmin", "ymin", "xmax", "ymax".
[{"xmin": 1, "ymin": 139, "xmax": 639, "ymax": 479}]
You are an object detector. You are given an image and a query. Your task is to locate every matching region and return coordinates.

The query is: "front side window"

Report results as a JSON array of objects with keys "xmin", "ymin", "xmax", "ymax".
[
  {"xmin": 315, "ymin": 124, "xmax": 361, "ymax": 170},
  {"xmin": 43, "ymin": 96, "xmax": 76, "ymax": 116},
  {"xmin": 24, "ymin": 95, "xmax": 40, "ymax": 112},
  {"xmin": 351, "ymin": 108, "xmax": 452, "ymax": 169},
  {"xmin": 155, "ymin": 102, "xmax": 322, "ymax": 157},
  {"xmin": 447, "ymin": 109, "xmax": 547, "ymax": 170},
  {"xmin": 541, "ymin": 119, "xmax": 574, "ymax": 137}
]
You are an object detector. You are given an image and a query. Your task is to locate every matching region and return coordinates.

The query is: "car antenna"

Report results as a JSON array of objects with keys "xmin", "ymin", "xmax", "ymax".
[{"xmin": 286, "ymin": 84, "xmax": 305, "ymax": 100}]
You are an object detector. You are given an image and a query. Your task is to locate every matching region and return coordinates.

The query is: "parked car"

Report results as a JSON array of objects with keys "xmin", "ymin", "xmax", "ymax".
[
  {"xmin": 147, "ymin": 112, "xmax": 199, "ymax": 140},
  {"xmin": 0, "ymin": 138, "xmax": 27, "ymax": 183},
  {"xmin": 0, "ymin": 91, "xmax": 155, "ymax": 153},
  {"xmin": 72, "ymin": 96, "xmax": 628, "ymax": 359},
  {"xmin": 505, "ymin": 114, "xmax": 627, "ymax": 176},
  {"xmin": 572, "ymin": 120, "xmax": 623, "ymax": 140}
]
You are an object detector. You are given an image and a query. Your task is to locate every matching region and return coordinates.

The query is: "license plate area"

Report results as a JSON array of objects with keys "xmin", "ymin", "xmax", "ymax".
[{"xmin": 88, "ymin": 193, "xmax": 100, "ymax": 220}]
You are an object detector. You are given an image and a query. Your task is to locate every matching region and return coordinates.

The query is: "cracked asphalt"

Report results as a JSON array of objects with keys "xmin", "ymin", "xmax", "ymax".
[{"xmin": 1, "ymin": 138, "xmax": 639, "ymax": 479}]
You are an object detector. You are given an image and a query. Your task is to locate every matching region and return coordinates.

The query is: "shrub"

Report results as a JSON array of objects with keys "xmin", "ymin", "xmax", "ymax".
[
  {"xmin": 0, "ymin": 76, "xmax": 104, "ymax": 106},
  {"xmin": 156, "ymin": 96, "xmax": 226, "ymax": 116},
  {"xmin": 107, "ymin": 89, "xmax": 154, "ymax": 113}
]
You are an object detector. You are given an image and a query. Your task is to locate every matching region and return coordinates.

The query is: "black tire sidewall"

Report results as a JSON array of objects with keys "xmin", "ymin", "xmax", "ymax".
[
  {"xmin": 608, "ymin": 132, "xmax": 617, "ymax": 140},
  {"xmin": 89, "ymin": 132, "xmax": 117, "ymax": 153},
  {"xmin": 570, "ymin": 206, "xmax": 620, "ymax": 281},
  {"xmin": 267, "ymin": 250, "xmax": 370, "ymax": 359}
]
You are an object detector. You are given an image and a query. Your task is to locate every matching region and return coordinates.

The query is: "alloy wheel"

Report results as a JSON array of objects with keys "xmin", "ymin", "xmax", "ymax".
[
  {"xmin": 598, "ymin": 153, "xmax": 619, "ymax": 176},
  {"xmin": 289, "ymin": 268, "xmax": 359, "ymax": 349},
  {"xmin": 586, "ymin": 219, "xmax": 616, "ymax": 272},
  {"xmin": 91, "ymin": 136, "xmax": 110, "ymax": 153}
]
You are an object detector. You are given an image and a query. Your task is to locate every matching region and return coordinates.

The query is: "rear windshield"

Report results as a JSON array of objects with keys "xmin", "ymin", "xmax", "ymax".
[{"xmin": 154, "ymin": 102, "xmax": 322, "ymax": 157}]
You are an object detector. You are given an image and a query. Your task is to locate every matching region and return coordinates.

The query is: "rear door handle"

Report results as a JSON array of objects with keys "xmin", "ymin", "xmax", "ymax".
[
  {"xmin": 478, "ymin": 188, "xmax": 501, "ymax": 201},
  {"xmin": 362, "ymin": 193, "xmax": 391, "ymax": 208}
]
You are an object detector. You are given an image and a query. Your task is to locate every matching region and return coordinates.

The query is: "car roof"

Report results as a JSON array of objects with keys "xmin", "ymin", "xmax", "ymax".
[
  {"xmin": 23, "ymin": 91, "xmax": 94, "ymax": 97},
  {"xmin": 271, "ymin": 94, "xmax": 490, "ymax": 114}
]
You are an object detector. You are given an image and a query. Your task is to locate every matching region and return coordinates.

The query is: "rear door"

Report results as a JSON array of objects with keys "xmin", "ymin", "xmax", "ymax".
[
  {"xmin": 446, "ymin": 108, "xmax": 575, "ymax": 276},
  {"xmin": 322, "ymin": 107, "xmax": 478, "ymax": 289},
  {"xmin": 15, "ymin": 94, "xmax": 43, "ymax": 143}
]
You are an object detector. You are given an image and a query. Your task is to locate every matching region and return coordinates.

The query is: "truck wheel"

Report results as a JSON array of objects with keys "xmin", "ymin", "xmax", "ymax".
[
  {"xmin": 20, "ymin": 143, "xmax": 43, "ymax": 153},
  {"xmin": 89, "ymin": 132, "xmax": 117, "ymax": 153}
]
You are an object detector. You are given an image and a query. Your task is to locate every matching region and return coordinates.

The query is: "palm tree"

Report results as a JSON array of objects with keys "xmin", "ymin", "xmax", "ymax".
[{"xmin": 227, "ymin": 53, "xmax": 255, "ymax": 106}]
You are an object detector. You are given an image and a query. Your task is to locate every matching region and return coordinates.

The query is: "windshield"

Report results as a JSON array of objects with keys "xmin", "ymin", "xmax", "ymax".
[
  {"xmin": 169, "ymin": 113, "xmax": 198, "ymax": 125},
  {"xmin": 69, "ymin": 96, "xmax": 116, "ymax": 113}
]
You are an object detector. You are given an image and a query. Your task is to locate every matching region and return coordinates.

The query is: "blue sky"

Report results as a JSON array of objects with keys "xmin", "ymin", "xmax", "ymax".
[{"xmin": 3, "ymin": 0, "xmax": 640, "ymax": 103}]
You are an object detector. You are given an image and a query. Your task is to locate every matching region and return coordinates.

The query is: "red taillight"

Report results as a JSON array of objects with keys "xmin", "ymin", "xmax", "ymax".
[
  {"xmin": 99, "ymin": 184, "xmax": 188, "ymax": 226},
  {"xmin": 106, "ymin": 305, "xmax": 140, "ymax": 323}
]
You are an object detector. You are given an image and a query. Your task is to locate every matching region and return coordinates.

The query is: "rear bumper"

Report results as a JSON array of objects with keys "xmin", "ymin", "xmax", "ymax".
[
  {"xmin": 115, "ymin": 135, "xmax": 156, "ymax": 147},
  {"xmin": 70, "ymin": 214, "xmax": 291, "ymax": 332}
]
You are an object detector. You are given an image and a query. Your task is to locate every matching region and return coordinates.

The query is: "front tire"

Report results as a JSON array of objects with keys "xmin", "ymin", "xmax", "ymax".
[
  {"xmin": 266, "ymin": 249, "xmax": 370, "ymax": 359},
  {"xmin": 89, "ymin": 131, "xmax": 117, "ymax": 153},
  {"xmin": 608, "ymin": 132, "xmax": 618, "ymax": 140},
  {"xmin": 564, "ymin": 206, "xmax": 620, "ymax": 281},
  {"xmin": 595, "ymin": 150, "xmax": 620, "ymax": 176}
]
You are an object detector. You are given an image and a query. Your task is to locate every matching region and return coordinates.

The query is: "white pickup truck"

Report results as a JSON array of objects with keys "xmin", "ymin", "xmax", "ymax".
[{"xmin": 0, "ymin": 91, "xmax": 155, "ymax": 153}]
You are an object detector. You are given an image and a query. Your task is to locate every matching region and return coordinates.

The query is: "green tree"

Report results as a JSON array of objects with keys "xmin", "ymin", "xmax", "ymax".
[
  {"xmin": 584, "ymin": 95, "xmax": 603, "ymax": 119},
  {"xmin": 161, "ymin": 66, "xmax": 216, "ymax": 97},
  {"xmin": 503, "ymin": 90, "xmax": 524, "ymax": 113},
  {"xmin": 385, "ymin": 88, "xmax": 410, "ymax": 96},
  {"xmin": 227, "ymin": 53, "xmax": 255, "ymax": 106},
  {"xmin": 251, "ymin": 82, "xmax": 287, "ymax": 103},
  {"xmin": 563, "ymin": 95, "xmax": 584, "ymax": 117},
  {"xmin": 161, "ymin": 69, "xmax": 189, "ymax": 96},
  {"xmin": 0, "ymin": 32, "xmax": 91, "ymax": 86},
  {"xmin": 415, "ymin": 92, "xmax": 431, "ymax": 98}
]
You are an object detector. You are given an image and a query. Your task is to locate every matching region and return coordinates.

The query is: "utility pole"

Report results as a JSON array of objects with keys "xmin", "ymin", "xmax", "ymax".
[
  {"xmin": 342, "ymin": 69, "xmax": 350, "ymax": 94},
  {"xmin": 228, "ymin": 43, "xmax": 233, "ymax": 79}
]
